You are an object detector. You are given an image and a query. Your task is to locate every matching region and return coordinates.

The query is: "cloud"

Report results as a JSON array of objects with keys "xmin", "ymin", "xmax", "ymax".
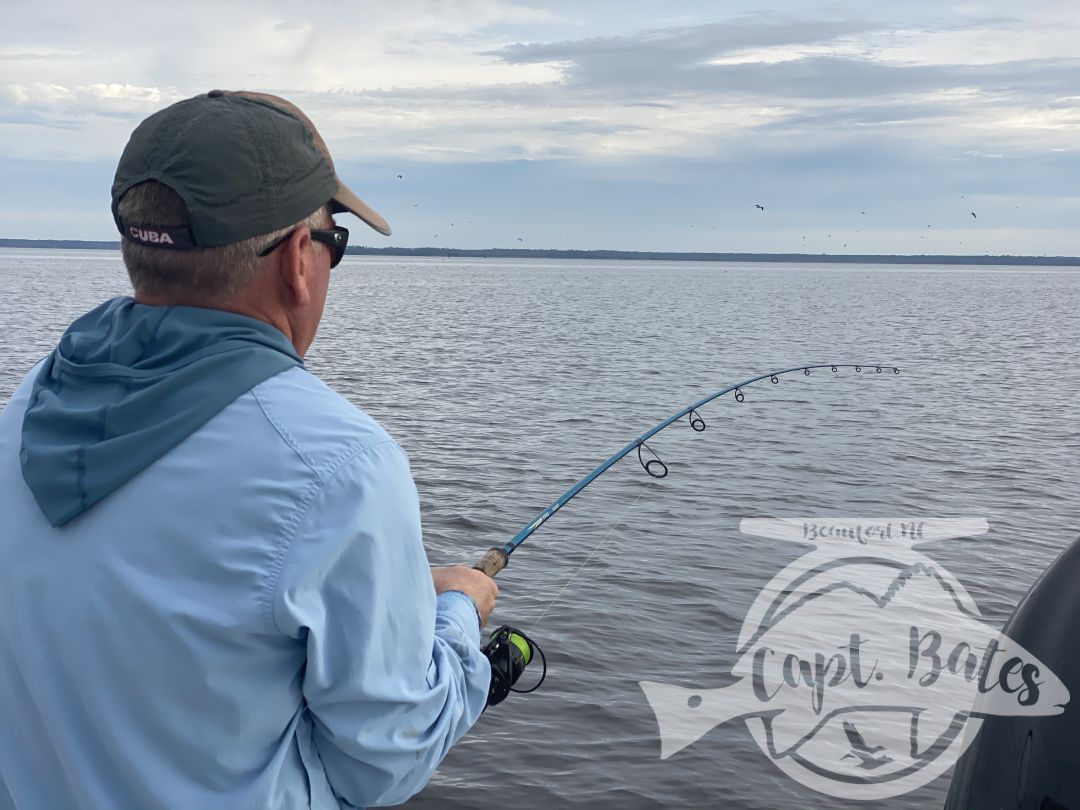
[
  {"xmin": 491, "ymin": 16, "xmax": 877, "ymax": 65},
  {"xmin": 486, "ymin": 17, "xmax": 1080, "ymax": 105},
  {"xmin": 324, "ymin": 17, "xmax": 1080, "ymax": 162},
  {"xmin": 1, "ymin": 83, "xmax": 162, "ymax": 107},
  {"xmin": 0, "ymin": 0, "xmax": 565, "ymax": 158},
  {"xmin": 2, "ymin": 0, "xmax": 556, "ymax": 91},
  {"xmin": 2, "ymin": 2, "xmax": 1080, "ymax": 252},
  {"xmin": 4, "ymin": 5, "xmax": 1080, "ymax": 165},
  {"xmin": 251, "ymin": 46, "xmax": 1079, "ymax": 166}
]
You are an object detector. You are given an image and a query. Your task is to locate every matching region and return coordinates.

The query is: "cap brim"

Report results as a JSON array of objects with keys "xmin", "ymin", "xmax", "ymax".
[{"xmin": 332, "ymin": 179, "xmax": 391, "ymax": 236}]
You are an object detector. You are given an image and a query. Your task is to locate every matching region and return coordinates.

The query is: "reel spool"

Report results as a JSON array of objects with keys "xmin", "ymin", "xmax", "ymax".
[{"xmin": 482, "ymin": 625, "xmax": 546, "ymax": 708}]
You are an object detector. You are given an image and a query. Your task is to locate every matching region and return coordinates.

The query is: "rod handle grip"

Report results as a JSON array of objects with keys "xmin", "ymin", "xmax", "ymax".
[{"xmin": 474, "ymin": 547, "xmax": 509, "ymax": 578}]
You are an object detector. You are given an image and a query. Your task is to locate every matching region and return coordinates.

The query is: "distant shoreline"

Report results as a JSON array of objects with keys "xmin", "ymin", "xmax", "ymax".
[{"xmin": 1, "ymin": 238, "xmax": 1077, "ymax": 266}]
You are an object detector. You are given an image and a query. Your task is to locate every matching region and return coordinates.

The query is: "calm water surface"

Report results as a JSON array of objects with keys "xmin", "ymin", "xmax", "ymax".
[{"xmin": 2, "ymin": 249, "xmax": 1079, "ymax": 808}]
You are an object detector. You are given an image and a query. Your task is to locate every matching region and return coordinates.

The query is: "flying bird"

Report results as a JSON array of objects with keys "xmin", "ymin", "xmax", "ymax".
[
  {"xmin": 970, "ymin": 212, "xmax": 977, "ymax": 218},
  {"xmin": 754, "ymin": 204, "xmax": 765, "ymax": 211},
  {"xmin": 396, "ymin": 174, "xmax": 403, "ymax": 179},
  {"xmin": 841, "ymin": 721, "xmax": 893, "ymax": 770},
  {"xmin": 517, "ymin": 238, "xmax": 524, "ymax": 242}
]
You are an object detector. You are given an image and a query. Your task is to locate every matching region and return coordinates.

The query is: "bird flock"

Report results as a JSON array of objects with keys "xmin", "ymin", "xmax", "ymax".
[
  {"xmin": 396, "ymin": 171, "xmax": 991, "ymax": 252},
  {"xmin": 748, "ymin": 197, "xmax": 984, "ymax": 250},
  {"xmin": 395, "ymin": 172, "xmax": 525, "ymax": 245}
]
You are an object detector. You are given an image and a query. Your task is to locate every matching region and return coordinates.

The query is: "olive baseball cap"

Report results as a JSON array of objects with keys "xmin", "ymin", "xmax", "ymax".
[{"xmin": 112, "ymin": 89, "xmax": 391, "ymax": 248}]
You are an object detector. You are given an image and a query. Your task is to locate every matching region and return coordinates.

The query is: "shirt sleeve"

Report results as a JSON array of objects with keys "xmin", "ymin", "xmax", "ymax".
[{"xmin": 270, "ymin": 440, "xmax": 491, "ymax": 808}]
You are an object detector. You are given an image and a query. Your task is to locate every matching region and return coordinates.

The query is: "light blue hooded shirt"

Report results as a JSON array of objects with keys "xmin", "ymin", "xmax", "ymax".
[{"xmin": 0, "ymin": 297, "xmax": 490, "ymax": 809}]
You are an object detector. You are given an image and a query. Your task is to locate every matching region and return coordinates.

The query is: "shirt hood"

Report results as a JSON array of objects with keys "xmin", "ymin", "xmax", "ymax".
[{"xmin": 20, "ymin": 296, "xmax": 302, "ymax": 527}]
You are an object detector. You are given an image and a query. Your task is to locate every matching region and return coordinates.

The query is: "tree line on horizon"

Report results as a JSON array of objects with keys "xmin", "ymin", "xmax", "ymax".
[{"xmin": 0, "ymin": 238, "xmax": 1076, "ymax": 266}]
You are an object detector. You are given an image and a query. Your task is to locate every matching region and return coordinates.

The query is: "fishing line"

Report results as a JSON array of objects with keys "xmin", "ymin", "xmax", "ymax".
[{"xmin": 528, "ymin": 474, "xmax": 657, "ymax": 630}]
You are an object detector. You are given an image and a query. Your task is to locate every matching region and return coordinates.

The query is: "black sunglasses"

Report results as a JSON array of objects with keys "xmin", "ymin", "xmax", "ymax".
[{"xmin": 258, "ymin": 225, "xmax": 350, "ymax": 268}]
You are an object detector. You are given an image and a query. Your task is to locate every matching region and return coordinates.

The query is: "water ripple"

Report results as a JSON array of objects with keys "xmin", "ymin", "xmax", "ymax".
[{"xmin": 2, "ymin": 252, "xmax": 1079, "ymax": 808}]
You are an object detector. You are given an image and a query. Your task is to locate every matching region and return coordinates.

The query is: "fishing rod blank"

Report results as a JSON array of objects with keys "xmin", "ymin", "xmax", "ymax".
[{"xmin": 474, "ymin": 363, "xmax": 900, "ymax": 577}]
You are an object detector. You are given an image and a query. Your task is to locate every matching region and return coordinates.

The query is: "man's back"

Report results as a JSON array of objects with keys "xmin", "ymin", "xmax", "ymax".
[{"xmin": 0, "ymin": 357, "xmax": 487, "ymax": 809}]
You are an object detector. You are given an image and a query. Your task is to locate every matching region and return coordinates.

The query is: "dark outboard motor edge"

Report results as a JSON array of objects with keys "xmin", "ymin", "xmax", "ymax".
[{"xmin": 945, "ymin": 535, "xmax": 1080, "ymax": 809}]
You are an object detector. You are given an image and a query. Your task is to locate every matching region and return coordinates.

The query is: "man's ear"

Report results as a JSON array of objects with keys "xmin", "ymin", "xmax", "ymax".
[{"xmin": 276, "ymin": 227, "xmax": 315, "ymax": 307}]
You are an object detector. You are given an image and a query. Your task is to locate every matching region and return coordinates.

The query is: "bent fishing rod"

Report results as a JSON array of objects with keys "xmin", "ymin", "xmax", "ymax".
[{"xmin": 474, "ymin": 362, "xmax": 900, "ymax": 707}]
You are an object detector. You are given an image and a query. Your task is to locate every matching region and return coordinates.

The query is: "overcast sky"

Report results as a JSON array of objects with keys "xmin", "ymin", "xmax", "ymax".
[{"xmin": 2, "ymin": 0, "xmax": 1079, "ymax": 254}]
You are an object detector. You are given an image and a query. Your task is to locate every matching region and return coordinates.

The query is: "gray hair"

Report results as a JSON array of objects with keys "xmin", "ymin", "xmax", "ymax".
[{"xmin": 118, "ymin": 181, "xmax": 330, "ymax": 300}]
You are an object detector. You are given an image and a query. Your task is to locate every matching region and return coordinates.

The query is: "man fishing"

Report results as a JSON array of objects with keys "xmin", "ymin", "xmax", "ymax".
[{"xmin": 0, "ymin": 90, "xmax": 497, "ymax": 809}]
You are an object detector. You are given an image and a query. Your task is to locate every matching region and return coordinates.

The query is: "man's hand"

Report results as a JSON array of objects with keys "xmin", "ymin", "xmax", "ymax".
[{"xmin": 431, "ymin": 566, "xmax": 499, "ymax": 628}]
